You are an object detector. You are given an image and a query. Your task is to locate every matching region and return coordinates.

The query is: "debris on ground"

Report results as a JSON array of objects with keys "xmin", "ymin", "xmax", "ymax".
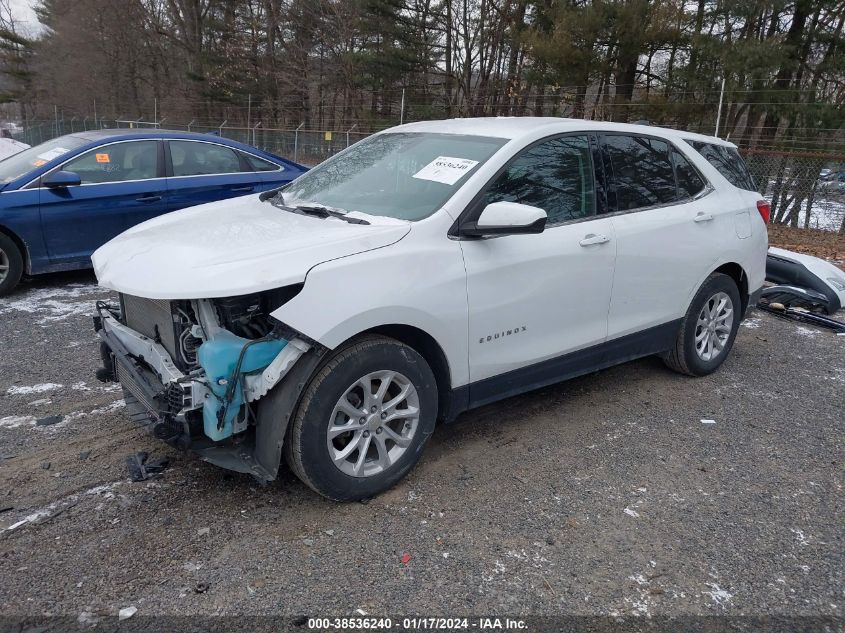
[
  {"xmin": 126, "ymin": 451, "xmax": 169, "ymax": 482},
  {"xmin": 195, "ymin": 582, "xmax": 209, "ymax": 594},
  {"xmin": 401, "ymin": 552, "xmax": 412, "ymax": 564},
  {"xmin": 118, "ymin": 606, "xmax": 137, "ymax": 620},
  {"xmin": 701, "ymin": 419, "xmax": 716, "ymax": 425},
  {"xmin": 197, "ymin": 527, "xmax": 210, "ymax": 536}
]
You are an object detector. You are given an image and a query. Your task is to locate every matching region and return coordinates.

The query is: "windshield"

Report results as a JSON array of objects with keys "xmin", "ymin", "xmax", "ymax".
[
  {"xmin": 0, "ymin": 135, "xmax": 88, "ymax": 184},
  {"xmin": 282, "ymin": 132, "xmax": 507, "ymax": 221}
]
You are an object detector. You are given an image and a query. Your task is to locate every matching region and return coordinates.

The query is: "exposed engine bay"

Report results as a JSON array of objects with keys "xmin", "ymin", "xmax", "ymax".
[{"xmin": 95, "ymin": 286, "xmax": 312, "ymax": 470}]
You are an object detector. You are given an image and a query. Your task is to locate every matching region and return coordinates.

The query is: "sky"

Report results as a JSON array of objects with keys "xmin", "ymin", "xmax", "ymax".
[{"xmin": 7, "ymin": 0, "xmax": 42, "ymax": 36}]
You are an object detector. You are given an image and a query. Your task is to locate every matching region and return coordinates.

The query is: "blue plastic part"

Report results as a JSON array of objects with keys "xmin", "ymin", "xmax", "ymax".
[{"xmin": 197, "ymin": 331, "xmax": 287, "ymax": 442}]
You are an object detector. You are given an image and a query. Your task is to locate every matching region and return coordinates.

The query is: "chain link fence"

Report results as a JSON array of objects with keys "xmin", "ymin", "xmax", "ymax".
[
  {"xmin": 11, "ymin": 119, "xmax": 845, "ymax": 232},
  {"xmin": 745, "ymin": 150, "xmax": 845, "ymax": 232},
  {"xmin": 14, "ymin": 119, "xmax": 369, "ymax": 165}
]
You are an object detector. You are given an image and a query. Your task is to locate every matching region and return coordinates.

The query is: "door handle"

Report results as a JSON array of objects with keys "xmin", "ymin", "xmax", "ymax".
[
  {"xmin": 135, "ymin": 195, "xmax": 162, "ymax": 203},
  {"xmin": 694, "ymin": 212, "xmax": 714, "ymax": 223},
  {"xmin": 579, "ymin": 233, "xmax": 610, "ymax": 247},
  {"xmin": 230, "ymin": 185, "xmax": 254, "ymax": 192}
]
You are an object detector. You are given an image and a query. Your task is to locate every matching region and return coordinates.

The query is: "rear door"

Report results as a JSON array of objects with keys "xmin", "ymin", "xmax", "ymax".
[
  {"xmin": 600, "ymin": 134, "xmax": 732, "ymax": 338},
  {"xmin": 38, "ymin": 140, "xmax": 165, "ymax": 266},
  {"xmin": 164, "ymin": 140, "xmax": 270, "ymax": 211}
]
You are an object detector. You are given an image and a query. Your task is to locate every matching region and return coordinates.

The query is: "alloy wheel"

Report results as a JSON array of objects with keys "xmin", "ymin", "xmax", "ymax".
[
  {"xmin": 694, "ymin": 291, "xmax": 734, "ymax": 362},
  {"xmin": 326, "ymin": 370, "xmax": 420, "ymax": 478},
  {"xmin": 0, "ymin": 247, "xmax": 9, "ymax": 283}
]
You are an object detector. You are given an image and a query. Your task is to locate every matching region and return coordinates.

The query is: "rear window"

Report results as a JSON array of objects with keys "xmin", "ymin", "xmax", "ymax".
[{"xmin": 687, "ymin": 140, "xmax": 757, "ymax": 192}]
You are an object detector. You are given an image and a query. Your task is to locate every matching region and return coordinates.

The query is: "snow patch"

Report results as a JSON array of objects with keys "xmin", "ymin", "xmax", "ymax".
[
  {"xmin": 790, "ymin": 528, "xmax": 810, "ymax": 546},
  {"xmin": 703, "ymin": 583, "xmax": 734, "ymax": 607},
  {"xmin": 0, "ymin": 415, "xmax": 35, "ymax": 429},
  {"xmin": 0, "ymin": 283, "xmax": 99, "ymax": 325},
  {"xmin": 6, "ymin": 383, "xmax": 63, "ymax": 395}
]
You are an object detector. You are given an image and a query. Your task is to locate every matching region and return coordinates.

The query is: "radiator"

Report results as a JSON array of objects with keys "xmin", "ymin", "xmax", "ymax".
[{"xmin": 121, "ymin": 294, "xmax": 179, "ymax": 361}]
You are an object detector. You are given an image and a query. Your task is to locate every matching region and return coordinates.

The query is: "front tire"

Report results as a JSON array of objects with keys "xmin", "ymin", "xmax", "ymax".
[
  {"xmin": 284, "ymin": 335, "xmax": 437, "ymax": 501},
  {"xmin": 663, "ymin": 273, "xmax": 741, "ymax": 377},
  {"xmin": 0, "ymin": 232, "xmax": 24, "ymax": 297}
]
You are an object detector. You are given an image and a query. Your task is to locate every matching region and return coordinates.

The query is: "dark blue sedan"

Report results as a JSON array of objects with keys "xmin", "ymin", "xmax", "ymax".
[{"xmin": 0, "ymin": 129, "xmax": 307, "ymax": 295}]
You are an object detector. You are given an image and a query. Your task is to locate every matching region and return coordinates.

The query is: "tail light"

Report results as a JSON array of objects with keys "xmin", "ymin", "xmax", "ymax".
[{"xmin": 756, "ymin": 199, "xmax": 771, "ymax": 224}]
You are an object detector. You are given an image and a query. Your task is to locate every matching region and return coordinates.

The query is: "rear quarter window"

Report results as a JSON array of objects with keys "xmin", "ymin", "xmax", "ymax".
[{"xmin": 687, "ymin": 140, "xmax": 757, "ymax": 192}]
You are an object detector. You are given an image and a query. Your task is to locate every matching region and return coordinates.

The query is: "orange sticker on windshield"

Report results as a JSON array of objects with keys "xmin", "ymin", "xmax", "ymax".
[
  {"xmin": 33, "ymin": 159, "xmax": 46, "ymax": 167},
  {"xmin": 96, "ymin": 153, "xmax": 110, "ymax": 163}
]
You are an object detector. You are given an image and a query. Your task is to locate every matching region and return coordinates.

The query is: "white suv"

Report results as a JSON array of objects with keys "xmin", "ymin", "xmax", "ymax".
[{"xmin": 92, "ymin": 118, "xmax": 768, "ymax": 500}]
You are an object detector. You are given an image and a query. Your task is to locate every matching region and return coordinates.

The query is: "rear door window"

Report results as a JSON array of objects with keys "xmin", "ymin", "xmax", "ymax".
[
  {"xmin": 170, "ymin": 141, "xmax": 242, "ymax": 177},
  {"xmin": 241, "ymin": 152, "xmax": 282, "ymax": 172},
  {"xmin": 672, "ymin": 148, "xmax": 706, "ymax": 198},
  {"xmin": 687, "ymin": 140, "xmax": 756, "ymax": 192},
  {"xmin": 602, "ymin": 135, "xmax": 677, "ymax": 211}
]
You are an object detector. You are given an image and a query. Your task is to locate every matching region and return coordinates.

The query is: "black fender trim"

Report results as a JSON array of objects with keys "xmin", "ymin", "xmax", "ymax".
[{"xmin": 250, "ymin": 346, "xmax": 328, "ymax": 482}]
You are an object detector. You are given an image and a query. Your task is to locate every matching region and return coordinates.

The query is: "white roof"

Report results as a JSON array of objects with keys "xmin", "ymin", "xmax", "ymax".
[{"xmin": 389, "ymin": 117, "xmax": 736, "ymax": 147}]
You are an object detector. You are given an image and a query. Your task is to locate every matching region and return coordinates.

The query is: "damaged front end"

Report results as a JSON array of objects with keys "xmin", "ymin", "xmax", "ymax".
[{"xmin": 93, "ymin": 289, "xmax": 318, "ymax": 482}]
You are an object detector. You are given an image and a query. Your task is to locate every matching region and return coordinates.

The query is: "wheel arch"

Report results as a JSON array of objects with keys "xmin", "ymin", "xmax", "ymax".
[
  {"xmin": 355, "ymin": 324, "xmax": 454, "ymax": 423},
  {"xmin": 712, "ymin": 262, "xmax": 749, "ymax": 316},
  {"xmin": 0, "ymin": 224, "xmax": 31, "ymax": 274}
]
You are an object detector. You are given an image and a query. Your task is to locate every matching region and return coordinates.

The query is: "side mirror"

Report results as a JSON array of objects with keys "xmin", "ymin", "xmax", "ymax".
[
  {"xmin": 460, "ymin": 201, "xmax": 547, "ymax": 237},
  {"xmin": 42, "ymin": 170, "xmax": 82, "ymax": 188}
]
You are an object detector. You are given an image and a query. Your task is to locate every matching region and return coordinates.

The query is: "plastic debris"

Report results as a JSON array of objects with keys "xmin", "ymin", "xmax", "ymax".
[
  {"xmin": 197, "ymin": 527, "xmax": 210, "ymax": 536},
  {"xmin": 400, "ymin": 552, "xmax": 412, "ymax": 564},
  {"xmin": 118, "ymin": 606, "xmax": 137, "ymax": 620},
  {"xmin": 126, "ymin": 451, "xmax": 169, "ymax": 482},
  {"xmin": 701, "ymin": 419, "xmax": 716, "ymax": 424},
  {"xmin": 35, "ymin": 415, "xmax": 63, "ymax": 427}
]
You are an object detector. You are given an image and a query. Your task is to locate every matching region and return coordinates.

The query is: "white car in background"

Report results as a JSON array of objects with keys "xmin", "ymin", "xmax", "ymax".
[
  {"xmin": 0, "ymin": 136, "xmax": 30, "ymax": 160},
  {"xmin": 92, "ymin": 118, "xmax": 768, "ymax": 500}
]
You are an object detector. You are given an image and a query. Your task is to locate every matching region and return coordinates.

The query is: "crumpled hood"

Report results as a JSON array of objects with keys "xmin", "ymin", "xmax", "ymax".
[{"xmin": 92, "ymin": 194, "xmax": 411, "ymax": 299}]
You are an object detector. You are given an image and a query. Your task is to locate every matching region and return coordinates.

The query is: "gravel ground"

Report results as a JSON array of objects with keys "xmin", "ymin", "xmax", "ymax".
[{"xmin": 0, "ymin": 271, "xmax": 843, "ymax": 626}]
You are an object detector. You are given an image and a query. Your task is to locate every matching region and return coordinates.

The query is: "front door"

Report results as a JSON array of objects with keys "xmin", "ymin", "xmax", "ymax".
[
  {"xmin": 39, "ymin": 140, "xmax": 165, "ymax": 265},
  {"xmin": 459, "ymin": 134, "xmax": 616, "ymax": 401}
]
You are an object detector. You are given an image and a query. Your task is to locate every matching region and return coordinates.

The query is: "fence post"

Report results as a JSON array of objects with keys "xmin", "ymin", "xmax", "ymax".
[
  {"xmin": 252, "ymin": 121, "xmax": 262, "ymax": 147},
  {"xmin": 187, "ymin": 119, "xmax": 195, "ymax": 133},
  {"xmin": 714, "ymin": 76, "xmax": 725, "ymax": 138},
  {"xmin": 70, "ymin": 116, "xmax": 77, "ymax": 133},
  {"xmin": 294, "ymin": 122, "xmax": 304, "ymax": 163},
  {"xmin": 83, "ymin": 116, "xmax": 88, "ymax": 131},
  {"xmin": 346, "ymin": 123, "xmax": 357, "ymax": 148}
]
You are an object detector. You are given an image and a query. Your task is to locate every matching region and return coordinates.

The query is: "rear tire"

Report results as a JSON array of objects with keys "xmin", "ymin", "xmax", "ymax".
[
  {"xmin": 284, "ymin": 335, "xmax": 437, "ymax": 501},
  {"xmin": 663, "ymin": 273, "xmax": 741, "ymax": 377},
  {"xmin": 0, "ymin": 232, "xmax": 24, "ymax": 297}
]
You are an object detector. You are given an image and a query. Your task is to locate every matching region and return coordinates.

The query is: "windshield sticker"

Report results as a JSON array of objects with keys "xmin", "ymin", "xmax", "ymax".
[
  {"xmin": 412, "ymin": 156, "xmax": 480, "ymax": 186},
  {"xmin": 36, "ymin": 147, "xmax": 71, "ymax": 163},
  {"xmin": 96, "ymin": 153, "xmax": 110, "ymax": 163}
]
